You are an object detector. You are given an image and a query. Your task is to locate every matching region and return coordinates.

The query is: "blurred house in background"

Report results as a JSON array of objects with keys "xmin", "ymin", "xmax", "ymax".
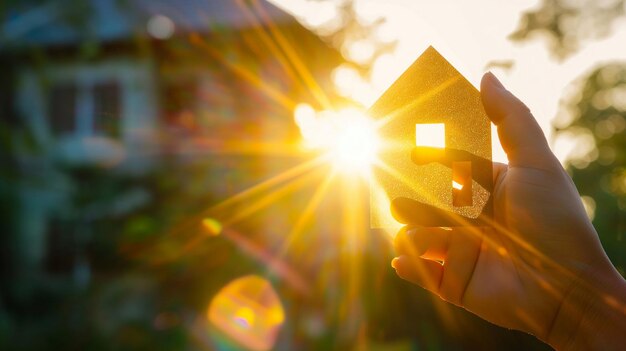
[
  {"xmin": 4, "ymin": 0, "xmax": 599, "ymax": 350},
  {"xmin": 1, "ymin": 0, "xmax": 342, "ymax": 333}
]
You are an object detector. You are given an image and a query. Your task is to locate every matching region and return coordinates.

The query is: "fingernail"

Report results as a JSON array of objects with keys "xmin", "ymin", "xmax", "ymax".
[
  {"xmin": 391, "ymin": 257, "xmax": 400, "ymax": 269},
  {"xmin": 485, "ymin": 71, "xmax": 505, "ymax": 91}
]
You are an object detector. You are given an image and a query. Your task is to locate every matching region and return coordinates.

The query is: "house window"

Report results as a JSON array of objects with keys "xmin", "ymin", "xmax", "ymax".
[
  {"xmin": 163, "ymin": 77, "xmax": 199, "ymax": 127},
  {"xmin": 44, "ymin": 218, "xmax": 74, "ymax": 275},
  {"xmin": 93, "ymin": 81, "xmax": 121, "ymax": 137},
  {"xmin": 47, "ymin": 80, "xmax": 121, "ymax": 137},
  {"xmin": 48, "ymin": 82, "xmax": 78, "ymax": 135},
  {"xmin": 415, "ymin": 123, "xmax": 445, "ymax": 148}
]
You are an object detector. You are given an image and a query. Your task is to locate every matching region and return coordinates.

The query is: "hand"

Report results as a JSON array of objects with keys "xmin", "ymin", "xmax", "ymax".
[{"xmin": 391, "ymin": 72, "xmax": 626, "ymax": 350}]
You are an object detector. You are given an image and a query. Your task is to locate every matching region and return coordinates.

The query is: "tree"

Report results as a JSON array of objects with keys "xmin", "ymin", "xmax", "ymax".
[{"xmin": 510, "ymin": 0, "xmax": 626, "ymax": 59}]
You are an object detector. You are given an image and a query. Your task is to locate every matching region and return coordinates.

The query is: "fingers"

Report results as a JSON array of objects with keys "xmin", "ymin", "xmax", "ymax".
[
  {"xmin": 480, "ymin": 73, "xmax": 557, "ymax": 170},
  {"xmin": 438, "ymin": 226, "xmax": 483, "ymax": 305},
  {"xmin": 411, "ymin": 147, "xmax": 447, "ymax": 165},
  {"xmin": 411, "ymin": 147, "xmax": 494, "ymax": 190},
  {"xmin": 391, "ymin": 197, "xmax": 471, "ymax": 227},
  {"xmin": 392, "ymin": 226, "xmax": 484, "ymax": 306},
  {"xmin": 392, "ymin": 255, "xmax": 443, "ymax": 293},
  {"xmin": 394, "ymin": 226, "xmax": 451, "ymax": 261},
  {"xmin": 493, "ymin": 162, "xmax": 508, "ymax": 184},
  {"xmin": 412, "ymin": 147, "xmax": 476, "ymax": 166}
]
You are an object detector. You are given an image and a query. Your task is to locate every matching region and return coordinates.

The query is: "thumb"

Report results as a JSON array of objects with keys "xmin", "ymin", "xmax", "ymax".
[{"xmin": 481, "ymin": 72, "xmax": 555, "ymax": 169}]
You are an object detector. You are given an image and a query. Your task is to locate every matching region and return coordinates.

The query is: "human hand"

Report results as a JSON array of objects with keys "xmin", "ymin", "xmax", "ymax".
[{"xmin": 391, "ymin": 72, "xmax": 626, "ymax": 350}]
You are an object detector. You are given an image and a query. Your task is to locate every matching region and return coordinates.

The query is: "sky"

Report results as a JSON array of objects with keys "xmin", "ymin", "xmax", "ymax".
[{"xmin": 269, "ymin": 0, "xmax": 626, "ymax": 163}]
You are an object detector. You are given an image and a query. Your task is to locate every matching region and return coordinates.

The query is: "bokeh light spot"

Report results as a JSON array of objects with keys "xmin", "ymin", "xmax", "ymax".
[
  {"xmin": 147, "ymin": 15, "xmax": 175, "ymax": 39},
  {"xmin": 202, "ymin": 218, "xmax": 223, "ymax": 236},
  {"xmin": 208, "ymin": 275, "xmax": 285, "ymax": 351},
  {"xmin": 234, "ymin": 307, "xmax": 255, "ymax": 329},
  {"xmin": 581, "ymin": 195, "xmax": 596, "ymax": 221}
]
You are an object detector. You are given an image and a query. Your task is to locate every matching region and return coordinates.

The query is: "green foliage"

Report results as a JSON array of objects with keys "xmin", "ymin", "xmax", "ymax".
[
  {"xmin": 510, "ymin": 0, "xmax": 626, "ymax": 273},
  {"xmin": 510, "ymin": 0, "xmax": 626, "ymax": 59},
  {"xmin": 556, "ymin": 65, "xmax": 626, "ymax": 273}
]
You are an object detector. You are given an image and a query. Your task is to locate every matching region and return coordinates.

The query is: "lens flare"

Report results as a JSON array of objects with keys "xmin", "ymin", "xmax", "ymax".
[
  {"xmin": 294, "ymin": 105, "xmax": 380, "ymax": 176},
  {"xmin": 331, "ymin": 113, "xmax": 380, "ymax": 174},
  {"xmin": 202, "ymin": 218, "xmax": 223, "ymax": 236},
  {"xmin": 208, "ymin": 275, "xmax": 285, "ymax": 351},
  {"xmin": 234, "ymin": 307, "xmax": 255, "ymax": 328}
]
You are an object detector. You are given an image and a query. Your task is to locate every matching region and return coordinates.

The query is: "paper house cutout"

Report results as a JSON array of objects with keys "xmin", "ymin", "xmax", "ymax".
[{"xmin": 369, "ymin": 46, "xmax": 493, "ymax": 228}]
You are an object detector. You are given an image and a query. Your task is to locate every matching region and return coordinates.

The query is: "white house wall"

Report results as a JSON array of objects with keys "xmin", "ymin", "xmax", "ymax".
[{"xmin": 17, "ymin": 59, "xmax": 159, "ymax": 172}]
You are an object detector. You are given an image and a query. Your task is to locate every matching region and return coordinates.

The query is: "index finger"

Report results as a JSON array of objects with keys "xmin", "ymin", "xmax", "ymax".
[{"xmin": 391, "ymin": 197, "xmax": 474, "ymax": 227}]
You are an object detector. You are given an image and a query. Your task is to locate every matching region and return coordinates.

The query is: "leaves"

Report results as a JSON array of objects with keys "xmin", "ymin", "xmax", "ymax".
[{"xmin": 510, "ymin": 0, "xmax": 626, "ymax": 59}]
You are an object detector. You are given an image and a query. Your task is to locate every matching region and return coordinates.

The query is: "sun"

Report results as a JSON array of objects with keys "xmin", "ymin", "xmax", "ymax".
[
  {"xmin": 294, "ymin": 104, "xmax": 380, "ymax": 177},
  {"xmin": 328, "ymin": 110, "xmax": 380, "ymax": 175}
]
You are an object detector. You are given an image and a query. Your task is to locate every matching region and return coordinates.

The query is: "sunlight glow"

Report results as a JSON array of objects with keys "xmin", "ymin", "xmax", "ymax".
[
  {"xmin": 346, "ymin": 40, "xmax": 376, "ymax": 64},
  {"xmin": 415, "ymin": 123, "xmax": 445, "ymax": 148},
  {"xmin": 452, "ymin": 180, "xmax": 464, "ymax": 190},
  {"xmin": 330, "ymin": 112, "xmax": 379, "ymax": 174},
  {"xmin": 294, "ymin": 104, "xmax": 380, "ymax": 176},
  {"xmin": 331, "ymin": 65, "xmax": 376, "ymax": 106}
]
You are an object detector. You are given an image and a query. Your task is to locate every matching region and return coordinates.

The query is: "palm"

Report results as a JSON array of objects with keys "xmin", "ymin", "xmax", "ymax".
[
  {"xmin": 464, "ymin": 165, "xmax": 565, "ymax": 336},
  {"xmin": 392, "ymin": 73, "xmax": 622, "ymax": 349},
  {"xmin": 460, "ymin": 162, "xmax": 601, "ymax": 337}
]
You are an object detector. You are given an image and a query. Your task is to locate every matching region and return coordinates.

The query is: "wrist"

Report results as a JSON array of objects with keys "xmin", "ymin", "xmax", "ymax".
[{"xmin": 547, "ymin": 264, "xmax": 626, "ymax": 350}]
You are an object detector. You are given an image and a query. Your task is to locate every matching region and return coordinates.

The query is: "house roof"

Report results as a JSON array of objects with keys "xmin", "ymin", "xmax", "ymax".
[{"xmin": 1, "ymin": 0, "xmax": 293, "ymax": 48}]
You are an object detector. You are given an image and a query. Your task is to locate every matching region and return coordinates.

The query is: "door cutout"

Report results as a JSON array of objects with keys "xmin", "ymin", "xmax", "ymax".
[{"xmin": 452, "ymin": 161, "xmax": 472, "ymax": 206}]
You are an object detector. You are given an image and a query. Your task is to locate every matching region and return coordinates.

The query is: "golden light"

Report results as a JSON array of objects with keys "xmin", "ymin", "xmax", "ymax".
[
  {"xmin": 415, "ymin": 123, "xmax": 445, "ymax": 148},
  {"xmin": 346, "ymin": 40, "xmax": 376, "ymax": 64},
  {"xmin": 294, "ymin": 104, "xmax": 380, "ymax": 176},
  {"xmin": 208, "ymin": 275, "xmax": 285, "ymax": 351},
  {"xmin": 234, "ymin": 307, "xmax": 255, "ymax": 328},
  {"xmin": 331, "ymin": 65, "xmax": 376, "ymax": 106},
  {"xmin": 452, "ymin": 180, "xmax": 464, "ymax": 190},
  {"xmin": 329, "ymin": 110, "xmax": 380, "ymax": 174},
  {"xmin": 202, "ymin": 218, "xmax": 223, "ymax": 236}
]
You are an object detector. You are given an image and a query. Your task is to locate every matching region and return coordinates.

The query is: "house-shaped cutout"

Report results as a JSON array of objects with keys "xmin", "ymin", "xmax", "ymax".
[{"xmin": 369, "ymin": 46, "xmax": 493, "ymax": 228}]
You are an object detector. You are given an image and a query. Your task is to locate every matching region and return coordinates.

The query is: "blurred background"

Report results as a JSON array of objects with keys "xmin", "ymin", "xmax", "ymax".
[{"xmin": 0, "ymin": 0, "xmax": 624, "ymax": 349}]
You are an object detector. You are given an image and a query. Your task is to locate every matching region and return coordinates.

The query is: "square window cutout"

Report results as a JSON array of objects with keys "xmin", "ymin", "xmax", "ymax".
[{"xmin": 415, "ymin": 123, "xmax": 445, "ymax": 148}]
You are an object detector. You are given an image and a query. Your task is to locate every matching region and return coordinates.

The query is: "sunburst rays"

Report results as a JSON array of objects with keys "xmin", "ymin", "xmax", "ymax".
[{"xmin": 127, "ymin": 2, "xmax": 626, "ymax": 349}]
